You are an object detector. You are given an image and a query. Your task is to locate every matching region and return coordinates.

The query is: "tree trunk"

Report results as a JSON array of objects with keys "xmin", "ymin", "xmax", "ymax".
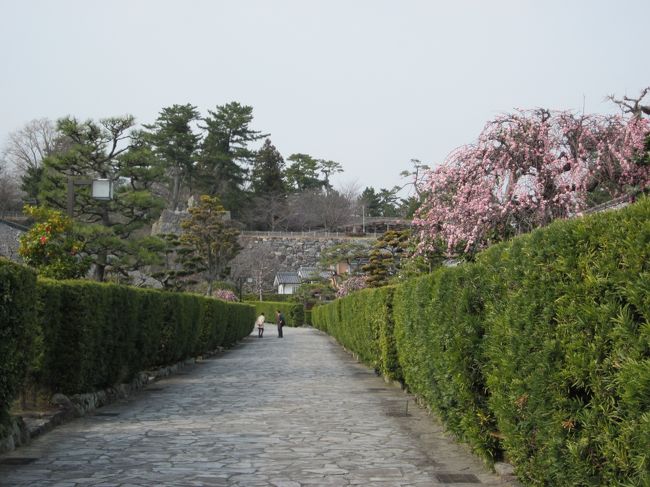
[
  {"xmin": 94, "ymin": 254, "xmax": 106, "ymax": 281},
  {"xmin": 94, "ymin": 204, "xmax": 111, "ymax": 281},
  {"xmin": 171, "ymin": 170, "xmax": 181, "ymax": 210}
]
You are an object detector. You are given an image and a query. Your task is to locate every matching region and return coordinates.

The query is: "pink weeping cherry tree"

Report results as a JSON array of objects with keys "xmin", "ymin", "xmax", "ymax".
[
  {"xmin": 413, "ymin": 107, "xmax": 649, "ymax": 256},
  {"xmin": 335, "ymin": 275, "xmax": 369, "ymax": 298}
]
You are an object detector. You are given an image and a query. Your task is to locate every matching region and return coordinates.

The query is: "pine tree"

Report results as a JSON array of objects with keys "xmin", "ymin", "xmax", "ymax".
[
  {"xmin": 142, "ymin": 104, "xmax": 200, "ymax": 210},
  {"xmin": 360, "ymin": 187, "xmax": 381, "ymax": 217},
  {"xmin": 250, "ymin": 139, "xmax": 286, "ymax": 195},
  {"xmin": 39, "ymin": 115, "xmax": 165, "ymax": 281},
  {"xmin": 285, "ymin": 153, "xmax": 322, "ymax": 192},
  {"xmin": 197, "ymin": 102, "xmax": 268, "ymax": 214},
  {"xmin": 179, "ymin": 195, "xmax": 242, "ymax": 295},
  {"xmin": 362, "ymin": 229, "xmax": 410, "ymax": 287}
]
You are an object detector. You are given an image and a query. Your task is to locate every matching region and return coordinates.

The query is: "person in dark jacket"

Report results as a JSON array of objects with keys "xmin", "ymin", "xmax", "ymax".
[{"xmin": 276, "ymin": 310, "xmax": 286, "ymax": 338}]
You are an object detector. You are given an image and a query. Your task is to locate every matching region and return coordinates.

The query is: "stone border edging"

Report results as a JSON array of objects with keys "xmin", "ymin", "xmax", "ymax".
[{"xmin": 0, "ymin": 345, "xmax": 229, "ymax": 454}]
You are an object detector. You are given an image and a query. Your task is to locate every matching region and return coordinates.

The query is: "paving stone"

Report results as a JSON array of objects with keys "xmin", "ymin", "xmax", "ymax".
[{"xmin": 0, "ymin": 325, "xmax": 516, "ymax": 486}]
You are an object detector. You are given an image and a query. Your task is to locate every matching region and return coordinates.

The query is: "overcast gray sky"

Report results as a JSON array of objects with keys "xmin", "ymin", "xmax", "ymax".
[{"xmin": 1, "ymin": 0, "xmax": 648, "ymax": 193}]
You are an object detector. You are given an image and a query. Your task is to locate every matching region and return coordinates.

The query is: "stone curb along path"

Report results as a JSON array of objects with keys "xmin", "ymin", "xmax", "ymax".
[
  {"xmin": 0, "ymin": 326, "xmax": 520, "ymax": 486},
  {"xmin": 0, "ymin": 347, "xmax": 229, "ymax": 455}
]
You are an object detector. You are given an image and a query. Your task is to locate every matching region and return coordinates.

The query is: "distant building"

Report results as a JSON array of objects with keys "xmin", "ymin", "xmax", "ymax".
[
  {"xmin": 273, "ymin": 271, "xmax": 301, "ymax": 295},
  {"xmin": 297, "ymin": 266, "xmax": 332, "ymax": 283}
]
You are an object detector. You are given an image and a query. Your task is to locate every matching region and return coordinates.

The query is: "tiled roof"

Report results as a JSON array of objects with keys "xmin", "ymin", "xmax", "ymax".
[
  {"xmin": 298, "ymin": 266, "xmax": 334, "ymax": 281},
  {"xmin": 298, "ymin": 266, "xmax": 319, "ymax": 278},
  {"xmin": 274, "ymin": 271, "xmax": 301, "ymax": 285}
]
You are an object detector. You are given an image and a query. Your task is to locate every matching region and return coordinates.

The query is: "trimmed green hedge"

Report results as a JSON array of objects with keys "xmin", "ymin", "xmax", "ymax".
[
  {"xmin": 1, "ymin": 268, "xmax": 254, "ymax": 409},
  {"xmin": 0, "ymin": 259, "xmax": 38, "ymax": 428},
  {"xmin": 247, "ymin": 300, "xmax": 305, "ymax": 327},
  {"xmin": 476, "ymin": 199, "xmax": 650, "ymax": 485},
  {"xmin": 312, "ymin": 197, "xmax": 650, "ymax": 486},
  {"xmin": 394, "ymin": 263, "xmax": 500, "ymax": 461},
  {"xmin": 36, "ymin": 280, "xmax": 255, "ymax": 395},
  {"xmin": 312, "ymin": 286, "xmax": 400, "ymax": 381}
]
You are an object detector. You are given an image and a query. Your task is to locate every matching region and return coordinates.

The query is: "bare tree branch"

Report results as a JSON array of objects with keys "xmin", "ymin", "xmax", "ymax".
[{"xmin": 608, "ymin": 87, "xmax": 650, "ymax": 117}]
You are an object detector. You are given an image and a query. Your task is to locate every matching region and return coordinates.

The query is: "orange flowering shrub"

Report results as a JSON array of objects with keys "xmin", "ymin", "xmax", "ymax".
[{"xmin": 18, "ymin": 205, "xmax": 89, "ymax": 279}]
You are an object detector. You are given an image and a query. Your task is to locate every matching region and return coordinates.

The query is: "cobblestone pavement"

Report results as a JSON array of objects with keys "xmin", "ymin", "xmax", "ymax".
[{"xmin": 0, "ymin": 326, "xmax": 515, "ymax": 486}]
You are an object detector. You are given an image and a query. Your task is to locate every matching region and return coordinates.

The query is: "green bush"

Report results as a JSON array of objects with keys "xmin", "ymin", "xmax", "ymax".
[
  {"xmin": 478, "ymin": 199, "xmax": 650, "ymax": 485},
  {"xmin": 377, "ymin": 286, "xmax": 400, "ymax": 381},
  {"xmin": 313, "ymin": 197, "xmax": 650, "ymax": 486},
  {"xmin": 36, "ymin": 280, "xmax": 255, "ymax": 395},
  {"xmin": 0, "ymin": 259, "xmax": 37, "ymax": 427},
  {"xmin": 221, "ymin": 301, "xmax": 258, "ymax": 346},
  {"xmin": 394, "ymin": 265, "xmax": 499, "ymax": 461},
  {"xmin": 247, "ymin": 301, "xmax": 305, "ymax": 327},
  {"xmin": 311, "ymin": 286, "xmax": 400, "ymax": 381},
  {"xmin": 334, "ymin": 288, "xmax": 381, "ymax": 367}
]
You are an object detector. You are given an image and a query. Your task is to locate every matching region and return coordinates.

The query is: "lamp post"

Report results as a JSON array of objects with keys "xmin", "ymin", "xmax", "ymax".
[
  {"xmin": 67, "ymin": 176, "xmax": 113, "ymax": 218},
  {"xmin": 236, "ymin": 276, "xmax": 254, "ymax": 301},
  {"xmin": 237, "ymin": 276, "xmax": 244, "ymax": 301},
  {"xmin": 66, "ymin": 176, "xmax": 114, "ymax": 282}
]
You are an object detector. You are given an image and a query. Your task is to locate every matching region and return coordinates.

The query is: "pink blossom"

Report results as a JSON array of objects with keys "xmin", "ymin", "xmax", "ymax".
[
  {"xmin": 414, "ymin": 109, "xmax": 649, "ymax": 256},
  {"xmin": 336, "ymin": 276, "xmax": 369, "ymax": 298},
  {"xmin": 213, "ymin": 289, "xmax": 238, "ymax": 302}
]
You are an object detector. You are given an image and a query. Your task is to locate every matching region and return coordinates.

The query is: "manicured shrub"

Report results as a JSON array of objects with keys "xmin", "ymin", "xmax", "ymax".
[
  {"xmin": 244, "ymin": 293, "xmax": 293, "ymax": 302},
  {"xmin": 479, "ymin": 198, "xmax": 650, "ymax": 485},
  {"xmin": 0, "ymin": 259, "xmax": 37, "ymax": 427},
  {"xmin": 36, "ymin": 280, "xmax": 255, "ymax": 395},
  {"xmin": 312, "ymin": 286, "xmax": 399, "ymax": 381},
  {"xmin": 312, "ymin": 299, "xmax": 339, "ymax": 334},
  {"xmin": 394, "ymin": 265, "xmax": 500, "ymax": 461},
  {"xmin": 377, "ymin": 287, "xmax": 400, "ymax": 381},
  {"xmin": 222, "ymin": 301, "xmax": 258, "ymax": 346},
  {"xmin": 313, "ymin": 197, "xmax": 650, "ymax": 486},
  {"xmin": 334, "ymin": 288, "xmax": 381, "ymax": 367}
]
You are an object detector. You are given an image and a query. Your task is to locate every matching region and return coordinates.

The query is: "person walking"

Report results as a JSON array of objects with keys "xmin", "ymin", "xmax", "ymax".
[
  {"xmin": 276, "ymin": 310, "xmax": 286, "ymax": 338},
  {"xmin": 255, "ymin": 313, "xmax": 265, "ymax": 338}
]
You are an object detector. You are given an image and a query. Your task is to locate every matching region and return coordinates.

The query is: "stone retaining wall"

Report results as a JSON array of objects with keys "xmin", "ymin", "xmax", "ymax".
[
  {"xmin": 152, "ymin": 208, "xmax": 376, "ymax": 290},
  {"xmin": 231, "ymin": 234, "xmax": 374, "ymax": 291},
  {"xmin": 0, "ymin": 220, "xmax": 24, "ymax": 262}
]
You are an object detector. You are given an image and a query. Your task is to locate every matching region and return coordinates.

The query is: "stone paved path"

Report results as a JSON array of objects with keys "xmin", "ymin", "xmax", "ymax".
[{"xmin": 0, "ymin": 326, "xmax": 515, "ymax": 486}]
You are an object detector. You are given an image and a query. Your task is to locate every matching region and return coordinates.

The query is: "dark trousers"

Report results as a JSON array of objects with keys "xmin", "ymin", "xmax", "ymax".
[
  {"xmin": 258, "ymin": 327, "xmax": 263, "ymax": 337},
  {"xmin": 278, "ymin": 325, "xmax": 283, "ymax": 338}
]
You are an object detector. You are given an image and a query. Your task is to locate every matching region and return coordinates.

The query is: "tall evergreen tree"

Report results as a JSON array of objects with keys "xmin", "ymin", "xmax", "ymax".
[
  {"xmin": 285, "ymin": 153, "xmax": 323, "ymax": 192},
  {"xmin": 142, "ymin": 104, "xmax": 200, "ymax": 210},
  {"xmin": 360, "ymin": 187, "xmax": 381, "ymax": 217},
  {"xmin": 246, "ymin": 139, "xmax": 287, "ymax": 230},
  {"xmin": 318, "ymin": 159, "xmax": 343, "ymax": 190},
  {"xmin": 250, "ymin": 139, "xmax": 286, "ymax": 195},
  {"xmin": 197, "ymin": 102, "xmax": 267, "ymax": 214}
]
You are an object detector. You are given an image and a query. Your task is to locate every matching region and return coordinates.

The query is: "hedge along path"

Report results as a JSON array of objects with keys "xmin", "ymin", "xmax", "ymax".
[
  {"xmin": 0, "ymin": 325, "xmax": 514, "ymax": 486},
  {"xmin": 0, "ymin": 259, "xmax": 37, "ymax": 436},
  {"xmin": 34, "ymin": 281, "xmax": 255, "ymax": 395},
  {"xmin": 0, "ymin": 273, "xmax": 255, "ymax": 438},
  {"xmin": 313, "ymin": 196, "xmax": 650, "ymax": 487}
]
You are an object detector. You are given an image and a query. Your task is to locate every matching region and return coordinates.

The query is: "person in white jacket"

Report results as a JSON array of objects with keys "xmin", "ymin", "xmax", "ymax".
[{"xmin": 255, "ymin": 313, "xmax": 265, "ymax": 338}]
